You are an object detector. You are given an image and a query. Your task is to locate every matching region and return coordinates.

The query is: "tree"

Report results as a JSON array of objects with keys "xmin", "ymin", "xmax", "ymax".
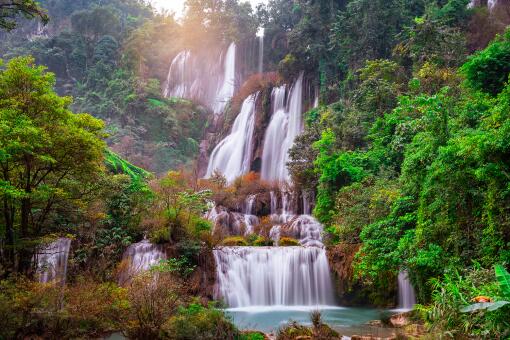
[
  {"xmin": 0, "ymin": 0, "xmax": 48, "ymax": 31},
  {"xmin": 0, "ymin": 56, "xmax": 105, "ymax": 271}
]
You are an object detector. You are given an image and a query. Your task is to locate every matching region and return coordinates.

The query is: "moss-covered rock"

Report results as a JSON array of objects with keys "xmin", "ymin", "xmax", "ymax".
[
  {"xmin": 279, "ymin": 237, "xmax": 300, "ymax": 246},
  {"xmin": 221, "ymin": 236, "xmax": 249, "ymax": 246}
]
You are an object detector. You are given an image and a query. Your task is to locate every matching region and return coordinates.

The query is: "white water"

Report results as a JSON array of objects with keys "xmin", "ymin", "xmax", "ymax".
[
  {"xmin": 257, "ymin": 29, "xmax": 264, "ymax": 74},
  {"xmin": 205, "ymin": 93, "xmax": 258, "ymax": 182},
  {"xmin": 213, "ymin": 42, "xmax": 237, "ymax": 115},
  {"xmin": 261, "ymin": 72, "xmax": 304, "ymax": 182},
  {"xmin": 118, "ymin": 240, "xmax": 165, "ymax": 284},
  {"xmin": 398, "ymin": 271, "xmax": 417, "ymax": 310},
  {"xmin": 35, "ymin": 238, "xmax": 71, "ymax": 284},
  {"xmin": 214, "ymin": 246, "xmax": 335, "ymax": 307},
  {"xmin": 164, "ymin": 43, "xmax": 236, "ymax": 115}
]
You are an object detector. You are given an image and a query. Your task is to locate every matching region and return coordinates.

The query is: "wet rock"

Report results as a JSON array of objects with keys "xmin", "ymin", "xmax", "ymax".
[{"xmin": 389, "ymin": 312, "xmax": 412, "ymax": 328}]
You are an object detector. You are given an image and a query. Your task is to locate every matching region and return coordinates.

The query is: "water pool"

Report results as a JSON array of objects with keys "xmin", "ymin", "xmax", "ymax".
[{"xmin": 225, "ymin": 305, "xmax": 395, "ymax": 335}]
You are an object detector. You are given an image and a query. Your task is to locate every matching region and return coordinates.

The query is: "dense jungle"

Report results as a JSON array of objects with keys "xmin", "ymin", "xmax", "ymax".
[{"xmin": 0, "ymin": 0, "xmax": 510, "ymax": 339}]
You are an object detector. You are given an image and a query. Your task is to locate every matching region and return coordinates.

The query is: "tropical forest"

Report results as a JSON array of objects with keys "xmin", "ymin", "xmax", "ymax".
[{"xmin": 1, "ymin": 0, "xmax": 510, "ymax": 339}]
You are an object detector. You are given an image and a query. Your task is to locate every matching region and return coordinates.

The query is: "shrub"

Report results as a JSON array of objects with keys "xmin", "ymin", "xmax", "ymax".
[
  {"xmin": 417, "ymin": 265, "xmax": 510, "ymax": 338},
  {"xmin": 253, "ymin": 236, "xmax": 273, "ymax": 247},
  {"xmin": 276, "ymin": 312, "xmax": 339, "ymax": 340},
  {"xmin": 462, "ymin": 29, "xmax": 510, "ymax": 95},
  {"xmin": 278, "ymin": 237, "xmax": 300, "ymax": 247},
  {"xmin": 150, "ymin": 227, "xmax": 170, "ymax": 244},
  {"xmin": 123, "ymin": 273, "xmax": 183, "ymax": 339},
  {"xmin": 222, "ymin": 236, "xmax": 248, "ymax": 246},
  {"xmin": 0, "ymin": 277, "xmax": 128, "ymax": 339},
  {"xmin": 161, "ymin": 303, "xmax": 240, "ymax": 340}
]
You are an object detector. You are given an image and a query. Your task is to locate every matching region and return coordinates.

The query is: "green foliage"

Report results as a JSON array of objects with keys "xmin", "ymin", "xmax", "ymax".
[
  {"xmin": 0, "ymin": 56, "xmax": 105, "ymax": 270},
  {"xmin": 151, "ymin": 257, "xmax": 196, "ymax": 278},
  {"xmin": 278, "ymin": 237, "xmax": 300, "ymax": 247},
  {"xmin": 222, "ymin": 236, "xmax": 248, "ymax": 246},
  {"xmin": 495, "ymin": 265, "xmax": 510, "ymax": 297},
  {"xmin": 0, "ymin": 277, "xmax": 128, "ymax": 338},
  {"xmin": 0, "ymin": 0, "xmax": 48, "ymax": 31},
  {"xmin": 462, "ymin": 29, "xmax": 510, "ymax": 95},
  {"xmin": 418, "ymin": 266, "xmax": 510, "ymax": 338},
  {"xmin": 161, "ymin": 303, "xmax": 240, "ymax": 340},
  {"xmin": 104, "ymin": 149, "xmax": 150, "ymax": 183}
]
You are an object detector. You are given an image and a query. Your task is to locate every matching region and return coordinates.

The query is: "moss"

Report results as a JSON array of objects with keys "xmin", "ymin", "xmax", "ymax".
[
  {"xmin": 253, "ymin": 236, "xmax": 273, "ymax": 247},
  {"xmin": 222, "ymin": 236, "xmax": 248, "ymax": 246},
  {"xmin": 104, "ymin": 149, "xmax": 151, "ymax": 182},
  {"xmin": 279, "ymin": 237, "xmax": 300, "ymax": 247}
]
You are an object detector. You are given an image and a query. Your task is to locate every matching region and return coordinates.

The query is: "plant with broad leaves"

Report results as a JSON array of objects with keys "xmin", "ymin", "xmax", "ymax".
[{"xmin": 460, "ymin": 265, "xmax": 510, "ymax": 313}]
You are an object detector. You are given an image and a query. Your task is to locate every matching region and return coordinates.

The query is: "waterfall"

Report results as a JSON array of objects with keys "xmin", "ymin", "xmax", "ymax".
[
  {"xmin": 164, "ymin": 50, "xmax": 191, "ymax": 98},
  {"xmin": 35, "ymin": 238, "xmax": 71, "ymax": 284},
  {"xmin": 398, "ymin": 271, "xmax": 417, "ymax": 310},
  {"xmin": 213, "ymin": 42, "xmax": 237, "ymax": 115},
  {"xmin": 261, "ymin": 72, "xmax": 304, "ymax": 182},
  {"xmin": 270, "ymin": 191, "xmax": 278, "ymax": 215},
  {"xmin": 244, "ymin": 195, "xmax": 256, "ymax": 214},
  {"xmin": 205, "ymin": 92, "xmax": 259, "ymax": 182},
  {"xmin": 214, "ymin": 247, "xmax": 335, "ymax": 307},
  {"xmin": 303, "ymin": 191, "xmax": 312, "ymax": 215},
  {"xmin": 118, "ymin": 240, "xmax": 166, "ymax": 284},
  {"xmin": 257, "ymin": 28, "xmax": 264, "ymax": 74},
  {"xmin": 164, "ymin": 43, "xmax": 236, "ymax": 115}
]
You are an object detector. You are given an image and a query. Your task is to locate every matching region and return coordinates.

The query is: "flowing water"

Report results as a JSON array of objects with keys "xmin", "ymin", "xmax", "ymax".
[
  {"xmin": 213, "ymin": 42, "xmax": 237, "ymax": 115},
  {"xmin": 35, "ymin": 238, "xmax": 71, "ymax": 284},
  {"xmin": 118, "ymin": 240, "xmax": 165, "ymax": 284},
  {"xmin": 205, "ymin": 92, "xmax": 259, "ymax": 182},
  {"xmin": 257, "ymin": 28, "xmax": 264, "ymax": 74},
  {"xmin": 397, "ymin": 271, "xmax": 417, "ymax": 310},
  {"xmin": 214, "ymin": 246, "xmax": 335, "ymax": 307},
  {"xmin": 164, "ymin": 43, "xmax": 236, "ymax": 115},
  {"xmin": 261, "ymin": 72, "xmax": 304, "ymax": 182}
]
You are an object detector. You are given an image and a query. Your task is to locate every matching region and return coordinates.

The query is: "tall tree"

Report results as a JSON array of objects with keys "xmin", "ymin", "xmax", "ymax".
[{"xmin": 0, "ymin": 56, "xmax": 105, "ymax": 271}]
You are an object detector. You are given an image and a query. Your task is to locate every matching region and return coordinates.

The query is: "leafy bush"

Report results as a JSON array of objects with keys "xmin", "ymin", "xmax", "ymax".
[
  {"xmin": 222, "ymin": 236, "xmax": 249, "ymax": 246},
  {"xmin": 462, "ymin": 29, "xmax": 510, "ymax": 95},
  {"xmin": 278, "ymin": 237, "xmax": 300, "ymax": 247},
  {"xmin": 161, "ymin": 303, "xmax": 240, "ymax": 340},
  {"xmin": 277, "ymin": 311, "xmax": 338, "ymax": 340},
  {"xmin": 417, "ymin": 265, "xmax": 510, "ymax": 338},
  {"xmin": 150, "ymin": 257, "xmax": 196, "ymax": 278},
  {"xmin": 253, "ymin": 236, "xmax": 273, "ymax": 247},
  {"xmin": 0, "ymin": 277, "xmax": 128, "ymax": 339},
  {"xmin": 123, "ymin": 273, "xmax": 182, "ymax": 339}
]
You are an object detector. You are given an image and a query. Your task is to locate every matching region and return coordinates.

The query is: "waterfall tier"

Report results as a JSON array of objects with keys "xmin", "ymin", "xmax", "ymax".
[
  {"xmin": 261, "ymin": 72, "xmax": 304, "ymax": 182},
  {"xmin": 214, "ymin": 246, "xmax": 335, "ymax": 308},
  {"xmin": 119, "ymin": 240, "xmax": 166, "ymax": 284},
  {"xmin": 205, "ymin": 92, "xmax": 258, "ymax": 182},
  {"xmin": 164, "ymin": 42, "xmax": 236, "ymax": 115},
  {"xmin": 35, "ymin": 238, "xmax": 71, "ymax": 284}
]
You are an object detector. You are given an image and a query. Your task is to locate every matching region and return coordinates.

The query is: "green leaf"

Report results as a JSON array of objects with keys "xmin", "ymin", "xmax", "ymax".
[
  {"xmin": 487, "ymin": 301, "xmax": 510, "ymax": 312},
  {"xmin": 460, "ymin": 301, "xmax": 510, "ymax": 313},
  {"xmin": 460, "ymin": 302, "xmax": 493, "ymax": 313},
  {"xmin": 495, "ymin": 265, "xmax": 510, "ymax": 298}
]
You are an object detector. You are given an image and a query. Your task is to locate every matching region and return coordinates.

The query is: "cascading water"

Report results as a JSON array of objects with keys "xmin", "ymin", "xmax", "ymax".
[
  {"xmin": 214, "ymin": 246, "xmax": 335, "ymax": 307},
  {"xmin": 213, "ymin": 42, "xmax": 237, "ymax": 115},
  {"xmin": 35, "ymin": 238, "xmax": 71, "ymax": 284},
  {"xmin": 257, "ymin": 28, "xmax": 264, "ymax": 74},
  {"xmin": 398, "ymin": 271, "xmax": 417, "ymax": 310},
  {"xmin": 205, "ymin": 92, "xmax": 259, "ymax": 183},
  {"xmin": 261, "ymin": 72, "xmax": 304, "ymax": 182},
  {"xmin": 164, "ymin": 43, "xmax": 236, "ymax": 115},
  {"xmin": 118, "ymin": 240, "xmax": 166, "ymax": 284}
]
